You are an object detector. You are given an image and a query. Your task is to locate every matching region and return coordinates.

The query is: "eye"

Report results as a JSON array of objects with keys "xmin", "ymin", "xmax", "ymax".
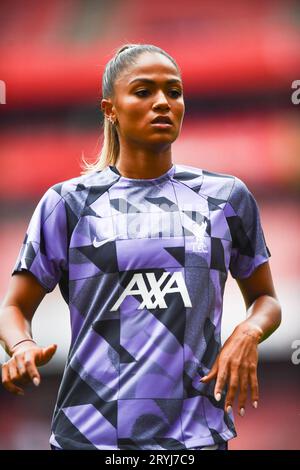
[
  {"xmin": 135, "ymin": 89, "xmax": 150, "ymax": 97},
  {"xmin": 134, "ymin": 88, "xmax": 182, "ymax": 98},
  {"xmin": 169, "ymin": 89, "xmax": 182, "ymax": 98}
]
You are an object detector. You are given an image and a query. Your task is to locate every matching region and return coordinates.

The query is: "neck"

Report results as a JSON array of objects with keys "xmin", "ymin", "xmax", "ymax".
[{"xmin": 115, "ymin": 143, "xmax": 173, "ymax": 179}]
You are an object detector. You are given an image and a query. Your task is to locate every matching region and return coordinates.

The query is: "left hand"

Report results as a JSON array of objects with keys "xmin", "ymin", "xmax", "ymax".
[{"xmin": 200, "ymin": 322, "xmax": 262, "ymax": 416}]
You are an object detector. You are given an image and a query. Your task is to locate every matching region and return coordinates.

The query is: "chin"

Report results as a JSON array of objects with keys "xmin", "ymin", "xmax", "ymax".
[
  {"xmin": 149, "ymin": 132, "xmax": 178, "ymax": 143},
  {"xmin": 149, "ymin": 135, "xmax": 174, "ymax": 144}
]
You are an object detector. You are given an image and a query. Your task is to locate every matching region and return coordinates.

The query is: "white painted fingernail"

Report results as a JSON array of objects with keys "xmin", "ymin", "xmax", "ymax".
[
  {"xmin": 215, "ymin": 392, "xmax": 221, "ymax": 401},
  {"xmin": 33, "ymin": 377, "xmax": 40, "ymax": 387},
  {"xmin": 239, "ymin": 407, "xmax": 245, "ymax": 416},
  {"xmin": 226, "ymin": 405, "xmax": 232, "ymax": 414},
  {"xmin": 253, "ymin": 401, "xmax": 258, "ymax": 409}
]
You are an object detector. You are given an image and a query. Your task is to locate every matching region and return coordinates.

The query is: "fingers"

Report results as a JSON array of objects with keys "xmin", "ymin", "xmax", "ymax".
[
  {"xmin": 35, "ymin": 344, "xmax": 57, "ymax": 367},
  {"xmin": 8, "ymin": 360, "xmax": 19, "ymax": 383},
  {"xmin": 0, "ymin": 343, "xmax": 57, "ymax": 396},
  {"xmin": 200, "ymin": 351, "xmax": 259, "ymax": 415},
  {"xmin": 1, "ymin": 362, "xmax": 24, "ymax": 396},
  {"xmin": 225, "ymin": 364, "xmax": 259, "ymax": 416},
  {"xmin": 213, "ymin": 365, "xmax": 228, "ymax": 402},
  {"xmin": 18, "ymin": 343, "xmax": 57, "ymax": 385},
  {"xmin": 4, "ymin": 350, "xmax": 40, "ymax": 389},
  {"xmin": 24, "ymin": 350, "xmax": 40, "ymax": 386},
  {"xmin": 249, "ymin": 364, "xmax": 259, "ymax": 408},
  {"xmin": 200, "ymin": 362, "xmax": 228, "ymax": 403},
  {"xmin": 224, "ymin": 370, "xmax": 238, "ymax": 413},
  {"xmin": 200, "ymin": 360, "xmax": 218, "ymax": 384},
  {"xmin": 15, "ymin": 354, "xmax": 27, "ymax": 377},
  {"xmin": 237, "ymin": 366, "xmax": 248, "ymax": 416}
]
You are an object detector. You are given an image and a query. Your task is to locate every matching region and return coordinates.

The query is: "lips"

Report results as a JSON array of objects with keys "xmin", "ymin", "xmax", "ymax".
[{"xmin": 151, "ymin": 115, "xmax": 173, "ymax": 124}]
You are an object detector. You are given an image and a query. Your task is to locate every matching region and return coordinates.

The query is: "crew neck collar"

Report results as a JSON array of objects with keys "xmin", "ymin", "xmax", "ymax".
[{"xmin": 108, "ymin": 164, "xmax": 176, "ymax": 184}]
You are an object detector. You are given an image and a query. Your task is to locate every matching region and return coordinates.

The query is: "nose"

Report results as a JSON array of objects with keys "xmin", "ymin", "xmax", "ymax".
[{"xmin": 152, "ymin": 90, "xmax": 170, "ymax": 110}]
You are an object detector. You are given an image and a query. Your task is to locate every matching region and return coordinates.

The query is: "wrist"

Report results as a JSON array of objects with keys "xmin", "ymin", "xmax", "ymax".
[
  {"xmin": 235, "ymin": 322, "xmax": 263, "ymax": 343},
  {"xmin": 9, "ymin": 338, "xmax": 37, "ymax": 355}
]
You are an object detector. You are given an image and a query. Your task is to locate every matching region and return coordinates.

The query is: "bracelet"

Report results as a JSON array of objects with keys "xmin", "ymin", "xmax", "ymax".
[{"xmin": 10, "ymin": 339, "xmax": 36, "ymax": 352}]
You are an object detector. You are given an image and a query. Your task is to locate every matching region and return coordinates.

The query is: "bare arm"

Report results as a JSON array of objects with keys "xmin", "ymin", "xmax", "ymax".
[
  {"xmin": 201, "ymin": 261, "xmax": 282, "ymax": 415},
  {"xmin": 0, "ymin": 271, "xmax": 57, "ymax": 395},
  {"xmin": 235, "ymin": 261, "xmax": 281, "ymax": 342},
  {"xmin": 0, "ymin": 271, "xmax": 48, "ymax": 352}
]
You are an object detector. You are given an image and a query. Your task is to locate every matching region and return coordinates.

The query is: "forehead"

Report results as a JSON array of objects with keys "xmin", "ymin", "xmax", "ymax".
[{"xmin": 116, "ymin": 52, "xmax": 181, "ymax": 87}]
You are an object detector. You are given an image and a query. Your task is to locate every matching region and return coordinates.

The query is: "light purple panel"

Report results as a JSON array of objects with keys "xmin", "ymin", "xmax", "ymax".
[
  {"xmin": 172, "ymin": 179, "xmax": 209, "ymax": 216},
  {"xmin": 63, "ymin": 404, "xmax": 117, "ymax": 448},
  {"xmin": 74, "ymin": 329, "xmax": 118, "ymax": 400},
  {"xmin": 116, "ymin": 237, "xmax": 184, "ymax": 271},
  {"xmin": 202, "ymin": 396, "xmax": 233, "ymax": 437},
  {"xmin": 209, "ymin": 208, "xmax": 231, "ymax": 239},
  {"xmin": 181, "ymin": 396, "xmax": 212, "ymax": 446},
  {"xmin": 119, "ymin": 294, "xmax": 184, "ymax": 398}
]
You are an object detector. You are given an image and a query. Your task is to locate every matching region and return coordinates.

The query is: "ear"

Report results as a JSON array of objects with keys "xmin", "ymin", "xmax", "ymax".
[{"xmin": 101, "ymin": 98, "xmax": 116, "ymax": 120}]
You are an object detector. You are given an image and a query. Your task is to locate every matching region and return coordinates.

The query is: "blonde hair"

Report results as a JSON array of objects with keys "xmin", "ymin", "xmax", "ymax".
[{"xmin": 80, "ymin": 43, "xmax": 181, "ymax": 175}]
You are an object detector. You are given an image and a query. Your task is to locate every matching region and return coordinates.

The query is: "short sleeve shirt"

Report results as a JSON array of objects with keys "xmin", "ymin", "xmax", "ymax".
[{"xmin": 12, "ymin": 163, "xmax": 271, "ymax": 450}]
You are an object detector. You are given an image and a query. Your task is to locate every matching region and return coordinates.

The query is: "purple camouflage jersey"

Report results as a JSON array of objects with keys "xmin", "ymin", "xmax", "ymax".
[{"xmin": 12, "ymin": 163, "xmax": 271, "ymax": 450}]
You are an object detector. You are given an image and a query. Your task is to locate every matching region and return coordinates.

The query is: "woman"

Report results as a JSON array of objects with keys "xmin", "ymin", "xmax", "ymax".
[{"xmin": 0, "ymin": 44, "xmax": 281, "ymax": 450}]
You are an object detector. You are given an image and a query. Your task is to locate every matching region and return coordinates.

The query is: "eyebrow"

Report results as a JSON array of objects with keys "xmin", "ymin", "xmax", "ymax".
[{"xmin": 129, "ymin": 78, "xmax": 182, "ymax": 86}]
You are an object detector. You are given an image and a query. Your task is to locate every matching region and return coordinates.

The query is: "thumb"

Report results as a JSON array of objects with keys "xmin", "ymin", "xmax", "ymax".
[
  {"xmin": 36, "ymin": 344, "xmax": 57, "ymax": 366},
  {"xmin": 200, "ymin": 361, "xmax": 218, "ymax": 383}
]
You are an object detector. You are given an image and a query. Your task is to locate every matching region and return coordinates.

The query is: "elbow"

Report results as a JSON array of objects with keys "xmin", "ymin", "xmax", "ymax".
[
  {"xmin": 277, "ymin": 299, "xmax": 282, "ymax": 329},
  {"xmin": 271, "ymin": 296, "xmax": 282, "ymax": 333}
]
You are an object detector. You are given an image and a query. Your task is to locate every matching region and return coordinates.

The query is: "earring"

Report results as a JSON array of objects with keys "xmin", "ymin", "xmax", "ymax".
[{"xmin": 107, "ymin": 116, "xmax": 115, "ymax": 125}]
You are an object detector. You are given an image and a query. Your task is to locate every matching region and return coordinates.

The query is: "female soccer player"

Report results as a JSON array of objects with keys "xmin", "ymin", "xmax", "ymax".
[{"xmin": 0, "ymin": 44, "xmax": 281, "ymax": 450}]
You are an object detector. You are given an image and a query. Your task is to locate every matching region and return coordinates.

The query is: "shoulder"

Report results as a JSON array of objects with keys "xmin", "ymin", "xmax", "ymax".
[
  {"xmin": 226, "ymin": 175, "xmax": 257, "ymax": 211},
  {"xmin": 224, "ymin": 176, "xmax": 261, "ymax": 231},
  {"xmin": 48, "ymin": 167, "xmax": 113, "ymax": 199},
  {"xmin": 34, "ymin": 168, "xmax": 115, "ymax": 220},
  {"xmin": 173, "ymin": 163, "xmax": 237, "ymax": 202}
]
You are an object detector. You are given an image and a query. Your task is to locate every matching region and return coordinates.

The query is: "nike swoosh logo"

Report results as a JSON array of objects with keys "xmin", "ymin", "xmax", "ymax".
[{"xmin": 93, "ymin": 235, "xmax": 119, "ymax": 248}]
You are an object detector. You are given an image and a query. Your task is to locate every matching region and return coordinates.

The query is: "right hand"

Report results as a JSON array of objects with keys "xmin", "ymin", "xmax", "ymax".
[{"xmin": 1, "ymin": 342, "xmax": 57, "ymax": 395}]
